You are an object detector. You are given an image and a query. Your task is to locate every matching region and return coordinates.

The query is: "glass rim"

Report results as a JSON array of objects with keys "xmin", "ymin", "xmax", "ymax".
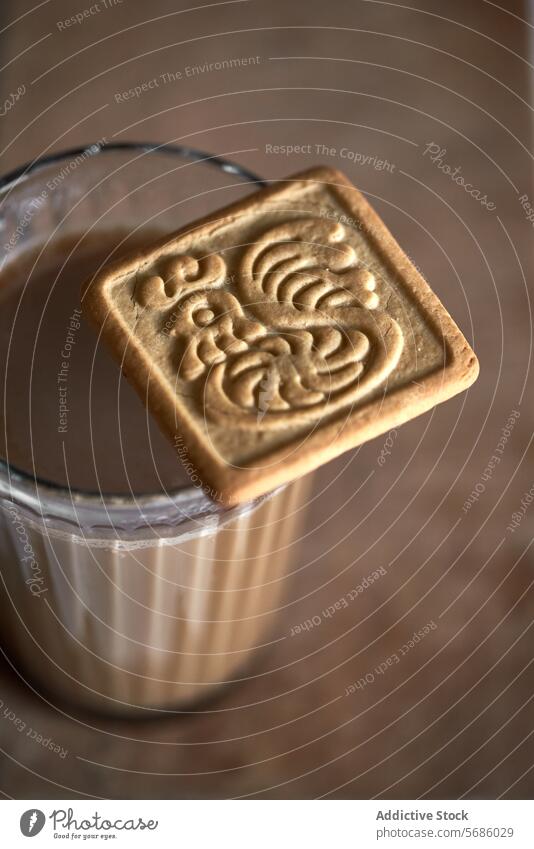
[
  {"xmin": 0, "ymin": 139, "xmax": 265, "ymax": 193},
  {"xmin": 0, "ymin": 141, "xmax": 267, "ymax": 528}
]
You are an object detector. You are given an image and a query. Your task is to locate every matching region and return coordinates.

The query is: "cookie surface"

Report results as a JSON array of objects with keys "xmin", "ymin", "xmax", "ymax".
[{"xmin": 82, "ymin": 167, "xmax": 478, "ymax": 505}]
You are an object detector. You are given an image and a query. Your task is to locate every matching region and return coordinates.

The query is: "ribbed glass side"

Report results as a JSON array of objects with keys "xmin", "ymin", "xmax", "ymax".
[{"xmin": 0, "ymin": 477, "xmax": 310, "ymax": 715}]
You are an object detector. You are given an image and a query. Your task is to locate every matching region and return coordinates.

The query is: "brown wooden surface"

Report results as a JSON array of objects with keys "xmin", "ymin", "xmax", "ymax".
[{"xmin": 0, "ymin": 0, "xmax": 533, "ymax": 799}]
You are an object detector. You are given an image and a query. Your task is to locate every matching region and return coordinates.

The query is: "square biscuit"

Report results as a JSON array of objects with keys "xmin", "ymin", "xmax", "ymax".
[{"xmin": 82, "ymin": 167, "xmax": 479, "ymax": 505}]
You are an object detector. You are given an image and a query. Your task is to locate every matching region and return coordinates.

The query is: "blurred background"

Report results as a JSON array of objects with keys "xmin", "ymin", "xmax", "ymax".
[{"xmin": 0, "ymin": 0, "xmax": 532, "ymax": 798}]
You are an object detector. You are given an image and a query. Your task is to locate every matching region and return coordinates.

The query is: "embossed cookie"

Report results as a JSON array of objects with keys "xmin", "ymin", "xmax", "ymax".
[{"xmin": 82, "ymin": 167, "xmax": 478, "ymax": 504}]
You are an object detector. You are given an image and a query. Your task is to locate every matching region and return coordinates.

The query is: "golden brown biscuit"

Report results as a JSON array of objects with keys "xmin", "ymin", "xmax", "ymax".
[{"xmin": 82, "ymin": 167, "xmax": 479, "ymax": 505}]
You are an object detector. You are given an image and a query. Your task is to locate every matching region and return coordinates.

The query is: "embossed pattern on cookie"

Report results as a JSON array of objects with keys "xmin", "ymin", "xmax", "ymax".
[{"xmin": 82, "ymin": 167, "xmax": 479, "ymax": 504}]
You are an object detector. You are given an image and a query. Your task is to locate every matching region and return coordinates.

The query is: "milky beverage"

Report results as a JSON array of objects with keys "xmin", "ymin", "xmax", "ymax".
[
  {"xmin": 0, "ymin": 231, "xmax": 308, "ymax": 713},
  {"xmin": 0, "ymin": 231, "xmax": 190, "ymax": 493}
]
